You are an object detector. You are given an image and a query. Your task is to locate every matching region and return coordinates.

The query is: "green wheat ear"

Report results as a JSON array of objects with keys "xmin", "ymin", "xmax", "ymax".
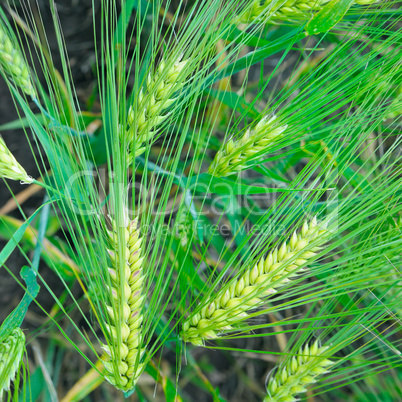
[
  {"xmin": 236, "ymin": 0, "xmax": 378, "ymax": 25},
  {"xmin": 236, "ymin": 0, "xmax": 330, "ymax": 24},
  {"xmin": 265, "ymin": 341, "xmax": 333, "ymax": 402},
  {"xmin": 101, "ymin": 218, "xmax": 146, "ymax": 392},
  {"xmin": 208, "ymin": 115, "xmax": 287, "ymax": 177},
  {"xmin": 0, "ymin": 328, "xmax": 25, "ymax": 396},
  {"xmin": 0, "ymin": 136, "xmax": 33, "ymax": 183},
  {"xmin": 181, "ymin": 218, "xmax": 329, "ymax": 345},
  {"xmin": 125, "ymin": 56, "xmax": 190, "ymax": 159},
  {"xmin": 0, "ymin": 20, "xmax": 35, "ymax": 97}
]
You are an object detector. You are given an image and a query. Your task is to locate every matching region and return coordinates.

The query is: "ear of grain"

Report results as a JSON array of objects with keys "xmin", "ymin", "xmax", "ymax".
[
  {"xmin": 181, "ymin": 218, "xmax": 328, "ymax": 345},
  {"xmin": 237, "ymin": 0, "xmax": 330, "ymax": 24},
  {"xmin": 125, "ymin": 57, "xmax": 189, "ymax": 159},
  {"xmin": 0, "ymin": 136, "xmax": 33, "ymax": 183},
  {"xmin": 264, "ymin": 341, "xmax": 333, "ymax": 402},
  {"xmin": 0, "ymin": 21, "xmax": 35, "ymax": 97},
  {"xmin": 208, "ymin": 115, "xmax": 287, "ymax": 177},
  {"xmin": 237, "ymin": 0, "xmax": 378, "ymax": 25},
  {"xmin": 101, "ymin": 218, "xmax": 146, "ymax": 391},
  {"xmin": 0, "ymin": 328, "xmax": 25, "ymax": 395}
]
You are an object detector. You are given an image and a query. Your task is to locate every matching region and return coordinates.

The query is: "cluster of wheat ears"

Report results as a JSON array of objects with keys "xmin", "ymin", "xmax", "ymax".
[{"xmin": 0, "ymin": 0, "xmax": 401, "ymax": 401}]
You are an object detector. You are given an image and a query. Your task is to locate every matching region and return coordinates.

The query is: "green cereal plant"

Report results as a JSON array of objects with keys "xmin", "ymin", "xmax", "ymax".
[
  {"xmin": 237, "ymin": 0, "xmax": 330, "ymax": 24},
  {"xmin": 125, "ymin": 57, "xmax": 190, "ymax": 159},
  {"xmin": 237, "ymin": 0, "xmax": 379, "ymax": 25},
  {"xmin": 100, "ymin": 217, "xmax": 146, "ymax": 391},
  {"xmin": 264, "ymin": 341, "xmax": 333, "ymax": 402},
  {"xmin": 0, "ymin": 20, "xmax": 34, "ymax": 97},
  {"xmin": 0, "ymin": 136, "xmax": 32, "ymax": 183},
  {"xmin": 0, "ymin": 0, "xmax": 401, "ymax": 400},
  {"xmin": 181, "ymin": 218, "xmax": 328, "ymax": 345},
  {"xmin": 209, "ymin": 115, "xmax": 287, "ymax": 177},
  {"xmin": 0, "ymin": 328, "xmax": 25, "ymax": 397}
]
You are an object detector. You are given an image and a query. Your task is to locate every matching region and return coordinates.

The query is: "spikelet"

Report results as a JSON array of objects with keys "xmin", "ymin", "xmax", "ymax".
[
  {"xmin": 125, "ymin": 56, "xmax": 189, "ymax": 158},
  {"xmin": 0, "ymin": 20, "xmax": 35, "ymax": 97},
  {"xmin": 0, "ymin": 136, "xmax": 33, "ymax": 183},
  {"xmin": 236, "ymin": 0, "xmax": 378, "ymax": 25},
  {"xmin": 181, "ymin": 218, "xmax": 328, "ymax": 345},
  {"xmin": 264, "ymin": 341, "xmax": 333, "ymax": 402},
  {"xmin": 101, "ymin": 218, "xmax": 146, "ymax": 391},
  {"xmin": 0, "ymin": 328, "xmax": 25, "ymax": 396},
  {"xmin": 208, "ymin": 115, "xmax": 287, "ymax": 177}
]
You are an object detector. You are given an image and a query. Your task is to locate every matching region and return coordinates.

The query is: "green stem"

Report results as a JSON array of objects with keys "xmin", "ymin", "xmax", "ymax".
[{"xmin": 32, "ymin": 180, "xmax": 65, "ymax": 200}]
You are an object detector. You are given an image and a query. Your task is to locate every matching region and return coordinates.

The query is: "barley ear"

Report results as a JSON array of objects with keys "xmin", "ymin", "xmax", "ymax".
[
  {"xmin": 0, "ymin": 136, "xmax": 33, "ymax": 183},
  {"xmin": 0, "ymin": 328, "xmax": 25, "ymax": 396},
  {"xmin": 101, "ymin": 218, "xmax": 147, "ymax": 391},
  {"xmin": 236, "ymin": 0, "xmax": 378, "ymax": 25},
  {"xmin": 209, "ymin": 115, "xmax": 287, "ymax": 177},
  {"xmin": 125, "ymin": 56, "xmax": 190, "ymax": 159},
  {"xmin": 0, "ymin": 20, "xmax": 35, "ymax": 97},
  {"xmin": 264, "ymin": 341, "xmax": 333, "ymax": 402},
  {"xmin": 181, "ymin": 218, "xmax": 328, "ymax": 345},
  {"xmin": 236, "ymin": 0, "xmax": 330, "ymax": 25}
]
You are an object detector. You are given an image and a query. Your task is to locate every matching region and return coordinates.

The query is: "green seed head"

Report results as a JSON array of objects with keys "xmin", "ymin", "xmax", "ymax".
[
  {"xmin": 235, "ymin": 0, "xmax": 378, "ymax": 25},
  {"xmin": 264, "ymin": 341, "xmax": 333, "ymax": 402},
  {"xmin": 0, "ymin": 136, "xmax": 33, "ymax": 183},
  {"xmin": 101, "ymin": 217, "xmax": 147, "ymax": 392},
  {"xmin": 0, "ymin": 328, "xmax": 25, "ymax": 395},
  {"xmin": 181, "ymin": 218, "xmax": 328, "ymax": 345},
  {"xmin": 125, "ymin": 56, "xmax": 190, "ymax": 160},
  {"xmin": 209, "ymin": 115, "xmax": 287, "ymax": 177},
  {"xmin": 0, "ymin": 22, "xmax": 35, "ymax": 97}
]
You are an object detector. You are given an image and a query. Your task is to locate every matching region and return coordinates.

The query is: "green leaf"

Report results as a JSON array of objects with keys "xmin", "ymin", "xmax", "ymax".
[
  {"xmin": 186, "ymin": 173, "xmax": 329, "ymax": 195},
  {"xmin": 0, "ymin": 203, "xmax": 53, "ymax": 340},
  {"xmin": 306, "ymin": 0, "xmax": 355, "ymax": 35},
  {"xmin": 225, "ymin": 194, "xmax": 249, "ymax": 254},
  {"xmin": 145, "ymin": 362, "xmax": 184, "ymax": 402},
  {"xmin": 19, "ymin": 367, "xmax": 45, "ymax": 402},
  {"xmin": 174, "ymin": 237, "xmax": 206, "ymax": 294},
  {"xmin": 206, "ymin": 88, "xmax": 259, "ymax": 119},
  {"xmin": 0, "ymin": 114, "xmax": 46, "ymax": 131},
  {"xmin": 113, "ymin": 0, "xmax": 151, "ymax": 66},
  {"xmin": 0, "ymin": 206, "xmax": 43, "ymax": 275},
  {"xmin": 142, "ymin": 159, "xmax": 331, "ymax": 195},
  {"xmin": 10, "ymin": 87, "xmax": 77, "ymax": 189},
  {"xmin": 0, "ymin": 266, "xmax": 39, "ymax": 341},
  {"xmin": 0, "ymin": 215, "xmax": 78, "ymax": 280},
  {"xmin": 184, "ymin": 191, "xmax": 205, "ymax": 243},
  {"xmin": 221, "ymin": 25, "xmax": 272, "ymax": 47},
  {"xmin": 211, "ymin": 28, "xmax": 307, "ymax": 86}
]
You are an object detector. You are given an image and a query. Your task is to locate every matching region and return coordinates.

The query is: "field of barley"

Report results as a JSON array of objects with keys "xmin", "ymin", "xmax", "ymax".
[{"xmin": 0, "ymin": 1, "xmax": 401, "ymax": 401}]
